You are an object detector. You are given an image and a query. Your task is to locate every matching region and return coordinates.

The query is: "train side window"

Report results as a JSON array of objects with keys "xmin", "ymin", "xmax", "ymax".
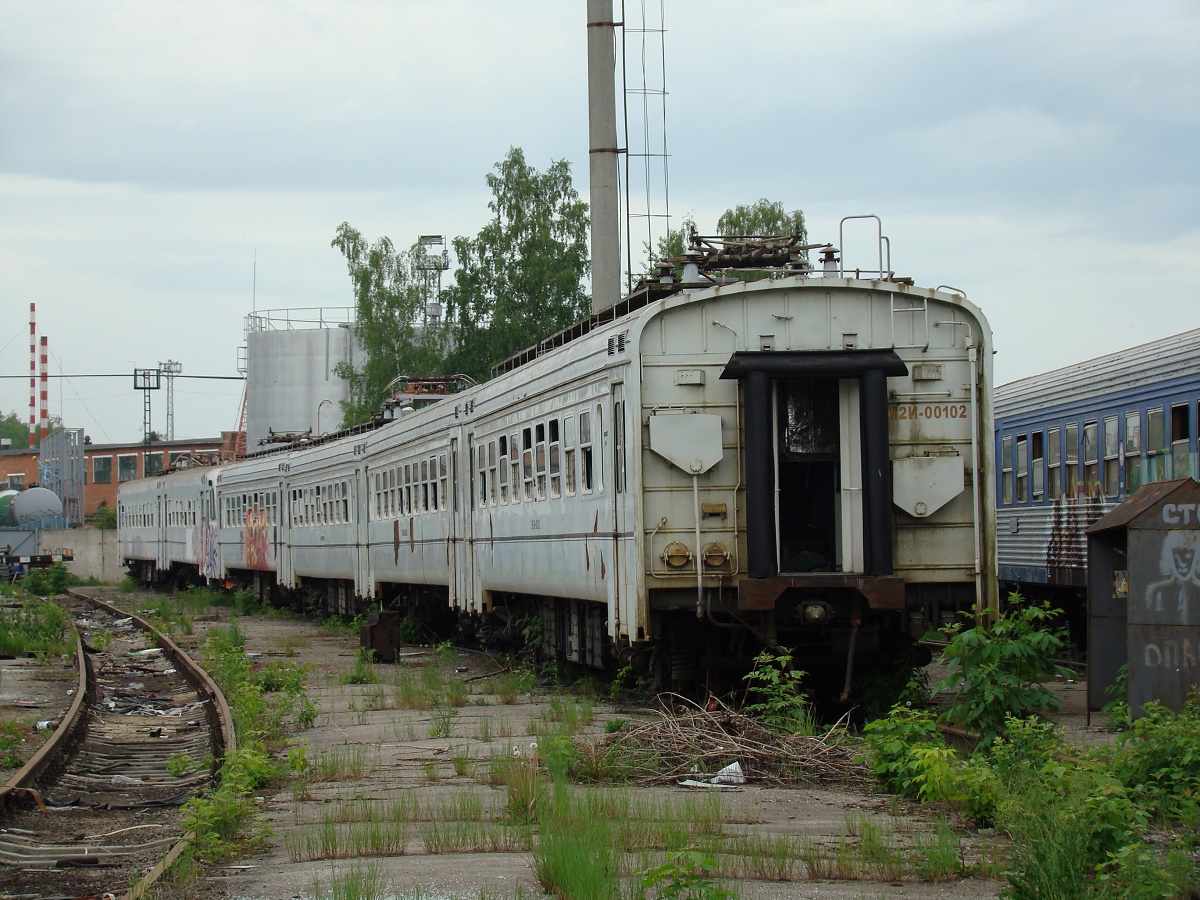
[
  {"xmin": 1031, "ymin": 432, "xmax": 1044, "ymax": 500},
  {"xmin": 421, "ymin": 459, "xmax": 430, "ymax": 512},
  {"xmin": 439, "ymin": 455, "xmax": 448, "ymax": 510},
  {"xmin": 535, "ymin": 423, "xmax": 547, "ymax": 500},
  {"xmin": 372, "ymin": 473, "xmax": 380, "ymax": 520},
  {"xmin": 1001, "ymin": 435, "xmax": 1013, "ymax": 504},
  {"xmin": 522, "ymin": 427, "xmax": 534, "ymax": 502},
  {"xmin": 498, "ymin": 436, "xmax": 509, "ymax": 504},
  {"xmin": 1083, "ymin": 421, "xmax": 1099, "ymax": 493},
  {"xmin": 1102, "ymin": 416, "xmax": 1119, "ymax": 497},
  {"xmin": 1147, "ymin": 407, "xmax": 1165, "ymax": 483},
  {"xmin": 1125, "ymin": 411, "xmax": 1142, "ymax": 494},
  {"xmin": 477, "ymin": 444, "xmax": 488, "ymax": 508},
  {"xmin": 1171, "ymin": 403, "xmax": 1189, "ymax": 479},
  {"xmin": 404, "ymin": 464, "xmax": 412, "ymax": 515},
  {"xmin": 488, "ymin": 441, "xmax": 498, "ymax": 506},
  {"xmin": 342, "ymin": 479, "xmax": 350, "ymax": 522},
  {"xmin": 563, "ymin": 415, "xmax": 576, "ymax": 496},
  {"xmin": 580, "ymin": 410, "xmax": 594, "ymax": 494},
  {"xmin": 510, "ymin": 433, "xmax": 521, "ymax": 504},
  {"xmin": 1016, "ymin": 435, "xmax": 1028, "ymax": 503},
  {"xmin": 1065, "ymin": 423, "xmax": 1080, "ymax": 497},
  {"xmin": 548, "ymin": 420, "xmax": 561, "ymax": 499}
]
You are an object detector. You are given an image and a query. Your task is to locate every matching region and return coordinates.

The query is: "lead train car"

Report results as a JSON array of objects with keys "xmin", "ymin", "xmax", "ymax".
[
  {"xmin": 121, "ymin": 272, "xmax": 996, "ymax": 690},
  {"xmin": 994, "ymin": 328, "xmax": 1200, "ymax": 644}
]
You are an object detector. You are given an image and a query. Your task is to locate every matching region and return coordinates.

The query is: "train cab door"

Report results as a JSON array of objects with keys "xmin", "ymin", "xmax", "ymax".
[{"xmin": 722, "ymin": 351, "xmax": 907, "ymax": 582}]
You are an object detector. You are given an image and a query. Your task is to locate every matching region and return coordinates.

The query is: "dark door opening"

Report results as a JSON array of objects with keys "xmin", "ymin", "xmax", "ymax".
[{"xmin": 777, "ymin": 379, "xmax": 840, "ymax": 573}]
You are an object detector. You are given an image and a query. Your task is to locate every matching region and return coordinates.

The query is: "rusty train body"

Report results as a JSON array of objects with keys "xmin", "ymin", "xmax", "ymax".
[{"xmin": 119, "ymin": 236, "xmax": 997, "ymax": 694}]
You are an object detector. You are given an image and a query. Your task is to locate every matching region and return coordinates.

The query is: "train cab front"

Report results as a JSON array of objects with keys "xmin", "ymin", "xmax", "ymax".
[{"xmin": 721, "ymin": 350, "xmax": 912, "ymax": 671}]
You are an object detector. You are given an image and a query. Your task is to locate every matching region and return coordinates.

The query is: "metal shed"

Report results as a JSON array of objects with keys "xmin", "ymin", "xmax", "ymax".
[{"xmin": 1086, "ymin": 478, "xmax": 1200, "ymax": 715}]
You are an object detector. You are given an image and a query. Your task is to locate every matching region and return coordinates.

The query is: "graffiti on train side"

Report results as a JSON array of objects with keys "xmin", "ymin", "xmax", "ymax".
[
  {"xmin": 244, "ymin": 506, "xmax": 271, "ymax": 571},
  {"xmin": 195, "ymin": 522, "xmax": 220, "ymax": 579},
  {"xmin": 1046, "ymin": 488, "xmax": 1106, "ymax": 579}
]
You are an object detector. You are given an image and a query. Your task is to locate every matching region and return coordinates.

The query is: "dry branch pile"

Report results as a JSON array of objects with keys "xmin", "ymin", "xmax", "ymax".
[{"xmin": 592, "ymin": 696, "xmax": 871, "ymax": 788}]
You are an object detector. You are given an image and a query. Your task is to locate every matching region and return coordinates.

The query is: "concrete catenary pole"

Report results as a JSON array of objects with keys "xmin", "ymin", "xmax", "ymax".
[
  {"xmin": 587, "ymin": 0, "xmax": 621, "ymax": 315},
  {"xmin": 28, "ymin": 303, "xmax": 36, "ymax": 444}
]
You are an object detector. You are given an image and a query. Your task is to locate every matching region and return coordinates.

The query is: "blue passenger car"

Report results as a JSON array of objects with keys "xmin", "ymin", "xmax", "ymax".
[{"xmin": 994, "ymin": 328, "xmax": 1200, "ymax": 642}]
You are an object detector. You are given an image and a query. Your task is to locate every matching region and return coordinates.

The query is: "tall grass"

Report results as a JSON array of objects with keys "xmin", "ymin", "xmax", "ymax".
[{"xmin": 0, "ymin": 597, "xmax": 70, "ymax": 656}]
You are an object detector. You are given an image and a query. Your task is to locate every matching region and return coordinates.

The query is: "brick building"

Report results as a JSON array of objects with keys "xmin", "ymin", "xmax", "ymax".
[{"xmin": 1, "ymin": 434, "xmax": 235, "ymax": 519}]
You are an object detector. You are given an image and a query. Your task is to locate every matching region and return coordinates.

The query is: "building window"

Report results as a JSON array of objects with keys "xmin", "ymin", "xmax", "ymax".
[
  {"xmin": 93, "ymin": 456, "xmax": 113, "ymax": 484},
  {"xmin": 118, "ymin": 454, "xmax": 138, "ymax": 482},
  {"xmin": 1047, "ymin": 427, "xmax": 1061, "ymax": 499},
  {"xmin": 1102, "ymin": 415, "xmax": 1119, "ymax": 497},
  {"xmin": 145, "ymin": 452, "xmax": 163, "ymax": 477},
  {"xmin": 6, "ymin": 473, "xmax": 24, "ymax": 490},
  {"xmin": 1001, "ymin": 435, "xmax": 1013, "ymax": 504},
  {"xmin": 1065, "ymin": 423, "xmax": 1079, "ymax": 497},
  {"xmin": 1031, "ymin": 432, "xmax": 1044, "ymax": 500}
]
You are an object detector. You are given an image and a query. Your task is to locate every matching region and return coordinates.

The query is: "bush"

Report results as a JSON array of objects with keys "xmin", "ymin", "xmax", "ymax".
[
  {"xmin": 0, "ymin": 596, "xmax": 71, "ymax": 656},
  {"xmin": 1108, "ymin": 690, "xmax": 1200, "ymax": 820},
  {"xmin": 740, "ymin": 647, "xmax": 815, "ymax": 735},
  {"xmin": 17, "ymin": 562, "xmax": 80, "ymax": 597},
  {"xmin": 936, "ymin": 595, "xmax": 1070, "ymax": 746}
]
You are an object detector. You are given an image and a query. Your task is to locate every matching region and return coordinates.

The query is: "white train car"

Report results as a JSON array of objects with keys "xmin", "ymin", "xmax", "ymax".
[{"xmin": 119, "ymin": 231, "xmax": 996, "ymax": 692}]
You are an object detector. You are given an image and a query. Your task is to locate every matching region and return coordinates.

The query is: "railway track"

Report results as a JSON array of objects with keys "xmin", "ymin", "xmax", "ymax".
[{"xmin": 0, "ymin": 590, "xmax": 232, "ymax": 900}]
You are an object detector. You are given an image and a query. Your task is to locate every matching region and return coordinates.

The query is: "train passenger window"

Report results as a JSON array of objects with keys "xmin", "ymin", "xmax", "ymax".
[
  {"xmin": 478, "ymin": 445, "xmax": 488, "ymax": 508},
  {"xmin": 498, "ymin": 436, "xmax": 509, "ymax": 504},
  {"xmin": 1171, "ymin": 403, "xmax": 1190, "ymax": 479},
  {"xmin": 535, "ymin": 423, "xmax": 547, "ymax": 500},
  {"xmin": 342, "ymin": 480, "xmax": 350, "ymax": 522},
  {"xmin": 1103, "ymin": 416, "xmax": 1119, "ymax": 497},
  {"xmin": 510, "ymin": 433, "xmax": 521, "ymax": 503},
  {"xmin": 1065, "ymin": 423, "xmax": 1080, "ymax": 497},
  {"xmin": 580, "ymin": 410, "xmax": 593, "ymax": 493},
  {"xmin": 431, "ymin": 456, "xmax": 440, "ymax": 510},
  {"xmin": 439, "ymin": 455, "xmax": 447, "ymax": 510},
  {"xmin": 488, "ymin": 441, "xmax": 498, "ymax": 505},
  {"xmin": 1032, "ymin": 432, "xmax": 1044, "ymax": 500},
  {"xmin": 421, "ymin": 459, "xmax": 430, "ymax": 512},
  {"xmin": 1147, "ymin": 407, "xmax": 1165, "ymax": 483},
  {"xmin": 548, "ymin": 420, "xmax": 561, "ymax": 499},
  {"xmin": 1125, "ymin": 411, "xmax": 1141, "ymax": 494},
  {"xmin": 564, "ymin": 416, "xmax": 576, "ymax": 496},
  {"xmin": 1001, "ymin": 435, "xmax": 1013, "ymax": 504},
  {"xmin": 1083, "ymin": 422, "xmax": 1099, "ymax": 493},
  {"xmin": 1016, "ymin": 435, "xmax": 1028, "ymax": 503},
  {"xmin": 522, "ymin": 428, "xmax": 534, "ymax": 501}
]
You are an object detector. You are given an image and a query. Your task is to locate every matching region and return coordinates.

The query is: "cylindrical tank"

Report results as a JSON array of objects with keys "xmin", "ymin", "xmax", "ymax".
[
  {"xmin": 2, "ymin": 487, "xmax": 64, "ymax": 526},
  {"xmin": 244, "ymin": 308, "xmax": 364, "ymax": 448}
]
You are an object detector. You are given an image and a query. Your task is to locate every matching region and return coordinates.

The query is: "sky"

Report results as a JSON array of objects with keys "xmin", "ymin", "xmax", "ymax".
[{"xmin": 1, "ymin": 0, "xmax": 1197, "ymax": 444}]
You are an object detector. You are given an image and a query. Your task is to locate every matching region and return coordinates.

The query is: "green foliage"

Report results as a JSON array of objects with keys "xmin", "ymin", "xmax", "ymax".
[
  {"xmin": 330, "ymin": 223, "xmax": 454, "ymax": 426},
  {"xmin": 0, "ymin": 410, "xmax": 31, "ymax": 449},
  {"xmin": 88, "ymin": 503, "xmax": 117, "ymax": 529},
  {"xmin": 1100, "ymin": 664, "xmax": 1132, "ymax": 730},
  {"xmin": 936, "ymin": 596, "xmax": 1070, "ymax": 746},
  {"xmin": 167, "ymin": 752, "xmax": 196, "ymax": 776},
  {"xmin": 0, "ymin": 720, "xmax": 26, "ymax": 768},
  {"xmin": 17, "ymin": 562, "xmax": 80, "ymax": 597},
  {"xmin": 716, "ymin": 199, "xmax": 805, "ymax": 239},
  {"xmin": 0, "ymin": 595, "xmax": 71, "ymax": 656},
  {"xmin": 861, "ymin": 705, "xmax": 947, "ymax": 797},
  {"xmin": 340, "ymin": 646, "xmax": 379, "ymax": 685},
  {"xmin": 443, "ymin": 147, "xmax": 590, "ymax": 383},
  {"xmin": 638, "ymin": 848, "xmax": 737, "ymax": 899},
  {"xmin": 181, "ymin": 741, "xmax": 277, "ymax": 861},
  {"xmin": 1108, "ymin": 690, "xmax": 1200, "ymax": 820},
  {"xmin": 740, "ymin": 647, "xmax": 815, "ymax": 734}
]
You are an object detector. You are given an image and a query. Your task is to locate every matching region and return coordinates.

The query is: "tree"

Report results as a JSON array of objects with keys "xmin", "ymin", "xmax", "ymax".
[
  {"xmin": 0, "ymin": 411, "xmax": 30, "ymax": 449},
  {"xmin": 716, "ymin": 199, "xmax": 806, "ymax": 239},
  {"xmin": 443, "ymin": 147, "xmax": 590, "ymax": 382},
  {"xmin": 330, "ymin": 223, "xmax": 452, "ymax": 427}
]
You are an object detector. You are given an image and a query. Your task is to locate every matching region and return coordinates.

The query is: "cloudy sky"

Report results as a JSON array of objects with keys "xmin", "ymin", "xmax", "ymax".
[{"xmin": 2, "ymin": 0, "xmax": 1197, "ymax": 443}]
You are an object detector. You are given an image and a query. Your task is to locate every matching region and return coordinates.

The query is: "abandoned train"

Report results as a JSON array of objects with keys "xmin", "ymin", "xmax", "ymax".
[{"xmin": 119, "ymin": 228, "xmax": 997, "ymax": 694}]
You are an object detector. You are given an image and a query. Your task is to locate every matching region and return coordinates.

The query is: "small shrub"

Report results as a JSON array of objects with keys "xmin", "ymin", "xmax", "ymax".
[
  {"xmin": 340, "ymin": 647, "xmax": 378, "ymax": 685},
  {"xmin": 740, "ymin": 647, "xmax": 815, "ymax": 735},
  {"xmin": 0, "ymin": 721, "xmax": 26, "ymax": 768},
  {"xmin": 638, "ymin": 848, "xmax": 738, "ymax": 899}
]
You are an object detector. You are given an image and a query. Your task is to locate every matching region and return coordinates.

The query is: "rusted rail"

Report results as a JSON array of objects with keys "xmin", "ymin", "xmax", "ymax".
[{"xmin": 0, "ymin": 590, "xmax": 234, "ymax": 900}]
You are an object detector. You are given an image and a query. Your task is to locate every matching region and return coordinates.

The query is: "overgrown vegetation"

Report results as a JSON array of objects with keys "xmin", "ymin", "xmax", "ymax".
[
  {"xmin": 15, "ymin": 562, "xmax": 84, "ymax": 598},
  {"xmin": 862, "ymin": 594, "xmax": 1200, "ymax": 898},
  {"xmin": 0, "ymin": 594, "xmax": 71, "ymax": 656}
]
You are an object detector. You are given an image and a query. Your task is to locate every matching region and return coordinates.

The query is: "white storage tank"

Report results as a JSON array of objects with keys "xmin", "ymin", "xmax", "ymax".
[{"xmin": 244, "ymin": 308, "xmax": 362, "ymax": 449}]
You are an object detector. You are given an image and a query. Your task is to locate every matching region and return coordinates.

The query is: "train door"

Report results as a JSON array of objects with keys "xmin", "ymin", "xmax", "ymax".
[
  {"xmin": 354, "ymin": 467, "xmax": 370, "ymax": 600},
  {"xmin": 156, "ymin": 482, "xmax": 168, "ymax": 572},
  {"xmin": 449, "ymin": 435, "xmax": 476, "ymax": 612},
  {"xmin": 199, "ymin": 479, "xmax": 220, "ymax": 581},
  {"xmin": 774, "ymin": 379, "xmax": 865, "ymax": 574},
  {"xmin": 276, "ymin": 477, "xmax": 293, "ymax": 589},
  {"xmin": 610, "ymin": 383, "xmax": 628, "ymax": 631}
]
